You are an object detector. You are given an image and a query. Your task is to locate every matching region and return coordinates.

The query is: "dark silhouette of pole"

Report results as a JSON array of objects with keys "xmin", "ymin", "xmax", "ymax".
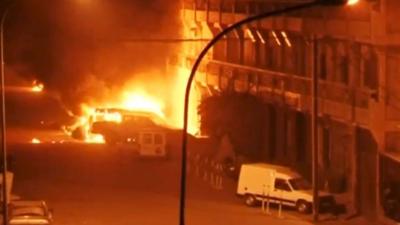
[
  {"xmin": 178, "ymin": 1, "xmax": 352, "ymax": 224},
  {"xmin": 0, "ymin": 6, "xmax": 10, "ymax": 225},
  {"xmin": 311, "ymin": 34, "xmax": 319, "ymax": 221}
]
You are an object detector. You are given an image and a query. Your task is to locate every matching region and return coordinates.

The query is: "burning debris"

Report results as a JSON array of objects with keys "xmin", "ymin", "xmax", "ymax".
[
  {"xmin": 31, "ymin": 138, "xmax": 41, "ymax": 144},
  {"xmin": 31, "ymin": 80, "xmax": 44, "ymax": 93}
]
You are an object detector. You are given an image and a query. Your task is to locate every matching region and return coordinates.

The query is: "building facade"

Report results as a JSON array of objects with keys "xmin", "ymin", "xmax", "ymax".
[{"xmin": 171, "ymin": 0, "xmax": 400, "ymax": 223}]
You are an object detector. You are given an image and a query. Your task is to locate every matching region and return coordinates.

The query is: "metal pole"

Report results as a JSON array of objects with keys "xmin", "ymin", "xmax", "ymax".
[
  {"xmin": 311, "ymin": 35, "xmax": 319, "ymax": 221},
  {"xmin": 178, "ymin": 1, "xmax": 329, "ymax": 225},
  {"xmin": 0, "ymin": 7, "xmax": 10, "ymax": 225}
]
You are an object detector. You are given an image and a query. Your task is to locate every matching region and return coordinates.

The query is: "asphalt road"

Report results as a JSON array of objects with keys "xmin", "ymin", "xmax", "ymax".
[{"xmin": 7, "ymin": 139, "xmax": 315, "ymax": 225}]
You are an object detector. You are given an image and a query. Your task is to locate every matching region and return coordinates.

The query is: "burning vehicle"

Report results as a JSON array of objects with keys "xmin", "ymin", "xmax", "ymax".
[
  {"xmin": 67, "ymin": 107, "xmax": 171, "ymax": 157},
  {"xmin": 90, "ymin": 108, "xmax": 167, "ymax": 144},
  {"xmin": 65, "ymin": 76, "xmax": 201, "ymax": 145}
]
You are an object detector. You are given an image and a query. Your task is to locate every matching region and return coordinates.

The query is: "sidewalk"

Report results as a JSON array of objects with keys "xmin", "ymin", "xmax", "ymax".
[
  {"xmin": 304, "ymin": 210, "xmax": 399, "ymax": 225},
  {"xmin": 311, "ymin": 216, "xmax": 382, "ymax": 225}
]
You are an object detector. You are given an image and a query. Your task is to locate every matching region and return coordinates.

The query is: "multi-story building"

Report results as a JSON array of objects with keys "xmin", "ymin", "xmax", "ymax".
[{"xmin": 170, "ymin": 0, "xmax": 400, "ymax": 223}]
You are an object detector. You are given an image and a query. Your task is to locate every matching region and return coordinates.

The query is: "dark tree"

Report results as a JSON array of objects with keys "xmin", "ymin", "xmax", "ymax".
[{"xmin": 198, "ymin": 92, "xmax": 266, "ymax": 159}]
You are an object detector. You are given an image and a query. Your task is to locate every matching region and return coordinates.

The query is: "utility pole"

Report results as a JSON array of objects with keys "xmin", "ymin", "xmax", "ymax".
[{"xmin": 311, "ymin": 35, "xmax": 319, "ymax": 221}]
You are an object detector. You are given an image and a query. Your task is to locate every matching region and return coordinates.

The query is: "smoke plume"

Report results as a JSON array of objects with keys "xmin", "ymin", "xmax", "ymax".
[{"xmin": 5, "ymin": 0, "xmax": 181, "ymax": 114}]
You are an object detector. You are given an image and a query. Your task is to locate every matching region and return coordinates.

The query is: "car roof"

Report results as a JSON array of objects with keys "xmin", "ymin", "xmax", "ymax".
[
  {"xmin": 243, "ymin": 163, "xmax": 302, "ymax": 179},
  {"xmin": 10, "ymin": 201, "xmax": 47, "ymax": 207},
  {"xmin": 9, "ymin": 218, "xmax": 50, "ymax": 225}
]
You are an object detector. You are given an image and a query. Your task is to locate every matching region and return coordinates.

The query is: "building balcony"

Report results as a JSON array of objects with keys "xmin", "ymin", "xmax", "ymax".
[{"xmin": 169, "ymin": 54, "xmax": 376, "ymax": 126}]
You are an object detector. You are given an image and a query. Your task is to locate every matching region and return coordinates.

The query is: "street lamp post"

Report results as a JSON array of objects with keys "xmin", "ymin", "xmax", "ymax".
[
  {"xmin": 311, "ymin": 34, "xmax": 320, "ymax": 220},
  {"xmin": 0, "ymin": 5, "xmax": 11, "ymax": 225},
  {"xmin": 178, "ymin": 1, "xmax": 355, "ymax": 225}
]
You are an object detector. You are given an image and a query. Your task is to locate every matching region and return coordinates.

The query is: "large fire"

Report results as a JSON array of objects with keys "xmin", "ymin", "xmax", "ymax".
[
  {"xmin": 68, "ymin": 69, "xmax": 200, "ymax": 143},
  {"xmin": 121, "ymin": 91, "xmax": 165, "ymax": 118}
]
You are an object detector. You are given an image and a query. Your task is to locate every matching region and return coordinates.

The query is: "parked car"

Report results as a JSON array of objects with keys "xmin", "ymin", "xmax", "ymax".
[
  {"xmin": 237, "ymin": 163, "xmax": 336, "ymax": 214},
  {"xmin": 9, "ymin": 201, "xmax": 53, "ymax": 225}
]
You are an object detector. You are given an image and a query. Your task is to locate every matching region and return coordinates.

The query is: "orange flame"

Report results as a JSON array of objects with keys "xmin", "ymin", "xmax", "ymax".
[
  {"xmin": 102, "ymin": 112, "xmax": 122, "ymax": 123},
  {"xmin": 67, "ymin": 69, "xmax": 201, "ymax": 143},
  {"xmin": 80, "ymin": 105, "xmax": 105, "ymax": 144},
  {"xmin": 168, "ymin": 67, "xmax": 200, "ymax": 135},
  {"xmin": 31, "ymin": 80, "xmax": 44, "ymax": 92},
  {"xmin": 31, "ymin": 138, "xmax": 41, "ymax": 144},
  {"xmin": 120, "ymin": 91, "xmax": 165, "ymax": 118},
  {"xmin": 347, "ymin": 0, "xmax": 359, "ymax": 5}
]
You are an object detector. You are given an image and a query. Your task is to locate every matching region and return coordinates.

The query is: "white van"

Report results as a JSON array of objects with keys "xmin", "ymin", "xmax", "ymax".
[
  {"xmin": 137, "ymin": 131, "xmax": 167, "ymax": 157},
  {"xmin": 117, "ymin": 128, "xmax": 168, "ymax": 158},
  {"xmin": 237, "ymin": 163, "xmax": 336, "ymax": 213}
]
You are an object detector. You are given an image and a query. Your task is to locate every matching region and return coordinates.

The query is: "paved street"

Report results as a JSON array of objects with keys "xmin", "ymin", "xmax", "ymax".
[{"xmin": 6, "ymin": 139, "xmax": 319, "ymax": 225}]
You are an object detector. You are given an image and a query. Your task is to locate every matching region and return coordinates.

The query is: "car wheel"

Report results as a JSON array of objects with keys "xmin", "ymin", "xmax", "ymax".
[
  {"xmin": 296, "ymin": 200, "xmax": 311, "ymax": 214},
  {"xmin": 245, "ymin": 194, "xmax": 257, "ymax": 207}
]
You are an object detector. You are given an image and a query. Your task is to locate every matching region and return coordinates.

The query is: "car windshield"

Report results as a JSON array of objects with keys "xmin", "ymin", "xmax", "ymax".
[{"xmin": 289, "ymin": 178, "xmax": 312, "ymax": 190}]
